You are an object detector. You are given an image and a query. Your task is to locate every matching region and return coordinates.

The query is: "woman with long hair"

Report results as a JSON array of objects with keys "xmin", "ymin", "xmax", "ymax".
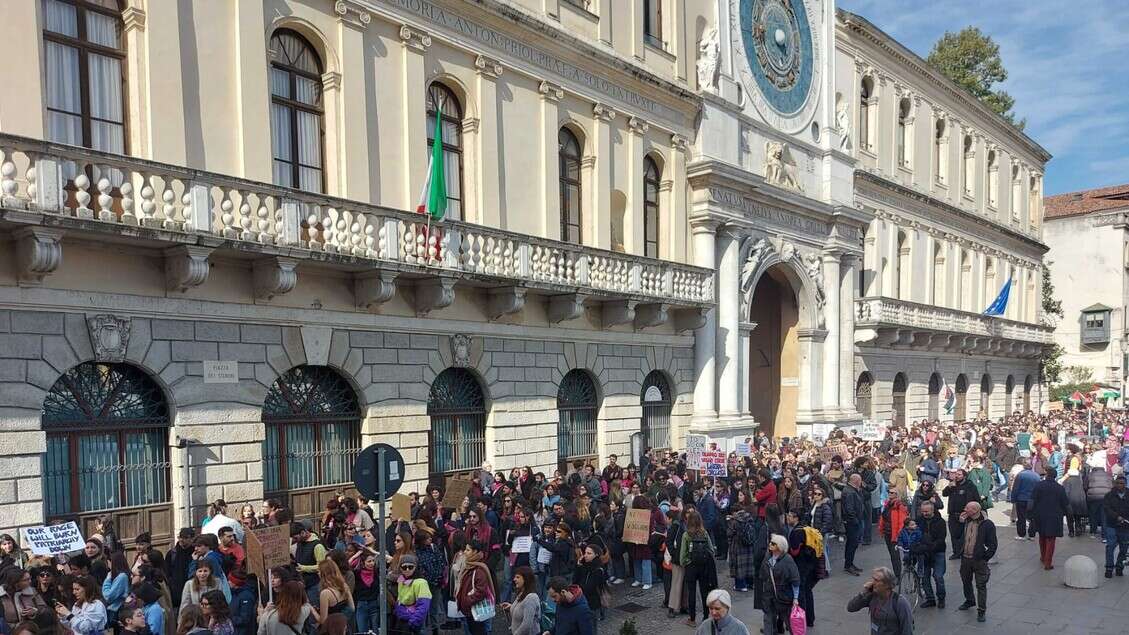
[
  {"xmin": 200, "ymin": 590, "xmax": 233, "ymax": 635},
  {"xmin": 777, "ymin": 475, "xmax": 804, "ymax": 518},
  {"xmin": 388, "ymin": 531, "xmax": 415, "ymax": 580},
  {"xmin": 0, "ymin": 534, "xmax": 28, "ymax": 569},
  {"xmin": 678, "ymin": 509, "xmax": 717, "ymax": 627},
  {"xmin": 54, "ymin": 576, "xmax": 107, "ymax": 635},
  {"xmin": 180, "ymin": 561, "xmax": 219, "ymax": 608},
  {"xmin": 786, "ymin": 511, "xmax": 820, "ymax": 629},
  {"xmin": 175, "ymin": 605, "xmax": 209, "ymax": 635},
  {"xmin": 501, "ymin": 567, "xmax": 539, "ymax": 635},
  {"xmin": 663, "ymin": 508, "xmax": 685, "ymax": 619},
  {"xmin": 31, "ymin": 567, "xmax": 59, "ymax": 609},
  {"xmin": 2, "ymin": 568, "xmax": 47, "ymax": 626},
  {"xmin": 256, "ymin": 581, "xmax": 311, "ymax": 635},
  {"xmin": 455, "ymin": 541, "xmax": 494, "ymax": 635},
  {"xmin": 348, "ymin": 549, "xmax": 380, "ymax": 634},
  {"xmin": 315, "ymin": 559, "xmax": 353, "ymax": 628},
  {"xmin": 100, "ymin": 551, "xmax": 131, "ymax": 615}
]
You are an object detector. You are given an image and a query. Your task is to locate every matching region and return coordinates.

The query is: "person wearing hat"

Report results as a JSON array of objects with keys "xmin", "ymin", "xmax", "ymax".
[
  {"xmin": 226, "ymin": 569, "xmax": 257, "ymax": 635},
  {"xmin": 693, "ymin": 589, "xmax": 749, "ymax": 635},
  {"xmin": 393, "ymin": 553, "xmax": 432, "ymax": 634},
  {"xmin": 166, "ymin": 528, "xmax": 197, "ymax": 613}
]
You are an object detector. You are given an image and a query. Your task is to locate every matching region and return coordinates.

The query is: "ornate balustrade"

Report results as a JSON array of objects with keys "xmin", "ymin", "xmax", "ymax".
[
  {"xmin": 854, "ymin": 296, "xmax": 1053, "ymax": 357},
  {"xmin": 0, "ymin": 134, "xmax": 711, "ymax": 328}
]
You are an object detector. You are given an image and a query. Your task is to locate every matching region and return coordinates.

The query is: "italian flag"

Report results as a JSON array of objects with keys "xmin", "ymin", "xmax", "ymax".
[{"xmin": 416, "ymin": 105, "xmax": 448, "ymax": 221}]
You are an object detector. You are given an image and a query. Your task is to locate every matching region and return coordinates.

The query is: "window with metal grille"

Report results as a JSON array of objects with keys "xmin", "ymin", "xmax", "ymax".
[
  {"xmin": 1005, "ymin": 375, "xmax": 1015, "ymax": 414},
  {"xmin": 559, "ymin": 128, "xmax": 582, "ymax": 244},
  {"xmin": 955, "ymin": 374, "xmax": 968, "ymax": 422},
  {"xmin": 855, "ymin": 372, "xmax": 873, "ymax": 419},
  {"xmin": 891, "ymin": 373, "xmax": 907, "ymax": 426},
  {"xmin": 262, "ymin": 366, "xmax": 361, "ymax": 497},
  {"xmin": 269, "ymin": 29, "xmax": 325, "ymax": 193},
  {"xmin": 643, "ymin": 156, "xmax": 661, "ymax": 258},
  {"xmin": 927, "ymin": 373, "xmax": 941, "ymax": 421},
  {"xmin": 42, "ymin": 362, "xmax": 170, "ymax": 518},
  {"xmin": 558, "ymin": 370, "xmax": 599, "ymax": 471},
  {"xmin": 979, "ymin": 374, "xmax": 992, "ymax": 416},
  {"xmin": 428, "ymin": 368, "xmax": 487, "ymax": 479},
  {"xmin": 640, "ymin": 371, "xmax": 671, "ymax": 451},
  {"xmin": 427, "ymin": 83, "xmax": 464, "ymax": 220}
]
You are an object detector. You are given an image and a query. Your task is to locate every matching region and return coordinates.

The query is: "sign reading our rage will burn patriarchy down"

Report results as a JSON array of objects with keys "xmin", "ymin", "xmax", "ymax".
[{"xmin": 22, "ymin": 522, "xmax": 85, "ymax": 555}]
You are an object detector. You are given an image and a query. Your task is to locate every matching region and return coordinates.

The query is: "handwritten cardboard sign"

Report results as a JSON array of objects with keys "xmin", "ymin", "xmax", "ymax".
[
  {"xmin": 442, "ymin": 476, "xmax": 474, "ymax": 509},
  {"xmin": 819, "ymin": 444, "xmax": 848, "ymax": 464},
  {"xmin": 245, "ymin": 524, "xmax": 291, "ymax": 582},
  {"xmin": 622, "ymin": 508, "xmax": 651, "ymax": 544},
  {"xmin": 389, "ymin": 493, "xmax": 412, "ymax": 524},
  {"xmin": 22, "ymin": 522, "xmax": 85, "ymax": 555}
]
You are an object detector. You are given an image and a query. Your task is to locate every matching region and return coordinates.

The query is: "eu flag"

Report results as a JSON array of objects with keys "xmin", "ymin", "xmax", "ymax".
[{"xmin": 983, "ymin": 278, "xmax": 1012, "ymax": 317}]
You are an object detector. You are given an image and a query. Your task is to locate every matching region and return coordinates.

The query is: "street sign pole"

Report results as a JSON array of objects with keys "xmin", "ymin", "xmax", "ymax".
[{"xmin": 378, "ymin": 446, "xmax": 388, "ymax": 635}]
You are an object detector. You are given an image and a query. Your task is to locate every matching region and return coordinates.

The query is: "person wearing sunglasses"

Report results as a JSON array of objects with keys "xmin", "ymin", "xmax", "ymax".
[{"xmin": 393, "ymin": 554, "xmax": 432, "ymax": 635}]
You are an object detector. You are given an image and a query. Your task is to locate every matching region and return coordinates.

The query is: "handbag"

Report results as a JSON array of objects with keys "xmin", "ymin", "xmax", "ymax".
[
  {"xmin": 788, "ymin": 605, "xmax": 807, "ymax": 635},
  {"xmin": 468, "ymin": 569, "xmax": 496, "ymax": 622}
]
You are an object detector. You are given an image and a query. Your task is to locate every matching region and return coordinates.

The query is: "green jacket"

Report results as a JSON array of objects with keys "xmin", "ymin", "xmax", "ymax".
[
  {"xmin": 679, "ymin": 530, "xmax": 716, "ymax": 567},
  {"xmin": 967, "ymin": 466, "xmax": 994, "ymax": 509}
]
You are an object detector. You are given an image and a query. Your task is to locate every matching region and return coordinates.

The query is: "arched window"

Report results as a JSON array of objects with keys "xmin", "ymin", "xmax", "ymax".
[
  {"xmin": 934, "ymin": 118, "xmax": 948, "ymax": 184},
  {"xmin": 643, "ymin": 156, "xmax": 661, "ymax": 258},
  {"xmin": 859, "ymin": 77, "xmax": 874, "ymax": 151},
  {"xmin": 1023, "ymin": 375, "xmax": 1034, "ymax": 412},
  {"xmin": 559, "ymin": 128, "xmax": 583, "ymax": 244},
  {"xmin": 42, "ymin": 362, "xmax": 171, "ymax": 543},
  {"xmin": 1005, "ymin": 375, "xmax": 1015, "ymax": 415},
  {"xmin": 43, "ymin": 0, "xmax": 127, "ymax": 153},
  {"xmin": 263, "ymin": 366, "xmax": 361, "ymax": 518},
  {"xmin": 927, "ymin": 372, "xmax": 942, "ymax": 421},
  {"xmin": 955, "ymin": 374, "xmax": 968, "ymax": 422},
  {"xmin": 962, "ymin": 135, "xmax": 975, "ymax": 196},
  {"xmin": 557, "ymin": 369, "xmax": 599, "ymax": 473},
  {"xmin": 891, "ymin": 373, "xmax": 908, "ymax": 426},
  {"xmin": 269, "ymin": 30, "xmax": 325, "ymax": 193},
  {"xmin": 640, "ymin": 371, "xmax": 671, "ymax": 451},
  {"xmin": 896, "ymin": 98, "xmax": 911, "ymax": 167},
  {"xmin": 427, "ymin": 83, "xmax": 464, "ymax": 220},
  {"xmin": 428, "ymin": 368, "xmax": 486, "ymax": 480},
  {"xmin": 979, "ymin": 373, "xmax": 992, "ymax": 418},
  {"xmin": 855, "ymin": 372, "xmax": 873, "ymax": 419}
]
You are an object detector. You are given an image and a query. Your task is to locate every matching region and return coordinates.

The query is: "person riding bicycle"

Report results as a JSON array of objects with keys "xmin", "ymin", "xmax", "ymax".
[{"xmin": 896, "ymin": 519, "xmax": 923, "ymax": 574}]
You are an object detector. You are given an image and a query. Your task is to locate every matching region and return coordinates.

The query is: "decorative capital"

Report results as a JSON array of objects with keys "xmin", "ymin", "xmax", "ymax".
[
  {"xmin": 335, "ymin": 1, "xmax": 372, "ymax": 28},
  {"xmin": 122, "ymin": 6, "xmax": 146, "ymax": 33},
  {"xmin": 461, "ymin": 117, "xmax": 481, "ymax": 134},
  {"xmin": 593, "ymin": 103, "xmax": 617, "ymax": 122},
  {"xmin": 538, "ymin": 80, "xmax": 564, "ymax": 102},
  {"xmin": 580, "ymin": 156, "xmax": 597, "ymax": 170},
  {"xmin": 14, "ymin": 226, "xmax": 64, "ymax": 286},
  {"xmin": 475, "ymin": 55, "xmax": 504, "ymax": 79},
  {"xmin": 671, "ymin": 134, "xmax": 689, "ymax": 151},
  {"xmin": 659, "ymin": 179, "xmax": 674, "ymax": 193},
  {"xmin": 253, "ymin": 257, "xmax": 299, "ymax": 301},
  {"xmin": 399, "ymin": 25, "xmax": 431, "ymax": 50},
  {"xmin": 321, "ymin": 71, "xmax": 342, "ymax": 91},
  {"xmin": 164, "ymin": 245, "xmax": 212, "ymax": 293},
  {"xmin": 627, "ymin": 116, "xmax": 649, "ymax": 136},
  {"xmin": 87, "ymin": 314, "xmax": 131, "ymax": 363}
]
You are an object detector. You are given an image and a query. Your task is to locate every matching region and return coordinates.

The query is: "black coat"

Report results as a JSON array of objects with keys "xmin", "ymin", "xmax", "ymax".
[
  {"xmin": 913, "ymin": 513, "xmax": 947, "ymax": 555},
  {"xmin": 941, "ymin": 480, "xmax": 979, "ymax": 521},
  {"xmin": 962, "ymin": 516, "xmax": 998, "ymax": 562},
  {"xmin": 1029, "ymin": 479, "xmax": 1069, "ymax": 537}
]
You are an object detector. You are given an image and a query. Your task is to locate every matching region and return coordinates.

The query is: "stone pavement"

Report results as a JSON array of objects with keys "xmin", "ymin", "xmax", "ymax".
[{"xmin": 491, "ymin": 506, "xmax": 1129, "ymax": 635}]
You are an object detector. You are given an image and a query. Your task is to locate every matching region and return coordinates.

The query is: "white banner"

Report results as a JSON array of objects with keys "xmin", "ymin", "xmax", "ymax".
[
  {"xmin": 22, "ymin": 522, "xmax": 85, "ymax": 555},
  {"xmin": 859, "ymin": 420, "xmax": 886, "ymax": 441}
]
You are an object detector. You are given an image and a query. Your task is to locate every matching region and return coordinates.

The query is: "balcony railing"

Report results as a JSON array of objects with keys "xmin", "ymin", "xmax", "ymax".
[
  {"xmin": 858, "ymin": 296, "xmax": 1052, "ymax": 345},
  {"xmin": 0, "ymin": 134, "xmax": 712, "ymax": 316}
]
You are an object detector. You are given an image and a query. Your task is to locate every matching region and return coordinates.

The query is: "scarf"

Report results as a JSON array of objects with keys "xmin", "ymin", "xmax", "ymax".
[{"xmin": 359, "ymin": 567, "xmax": 375, "ymax": 587}]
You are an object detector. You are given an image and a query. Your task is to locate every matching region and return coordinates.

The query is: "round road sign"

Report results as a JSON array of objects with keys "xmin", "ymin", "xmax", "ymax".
[{"xmin": 352, "ymin": 443, "xmax": 406, "ymax": 500}]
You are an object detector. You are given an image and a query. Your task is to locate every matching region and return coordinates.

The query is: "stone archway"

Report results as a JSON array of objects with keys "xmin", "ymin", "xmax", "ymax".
[{"xmin": 747, "ymin": 263, "xmax": 803, "ymax": 438}]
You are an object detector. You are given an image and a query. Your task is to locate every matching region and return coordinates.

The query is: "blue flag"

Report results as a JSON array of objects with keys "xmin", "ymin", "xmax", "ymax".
[{"xmin": 983, "ymin": 278, "xmax": 1012, "ymax": 316}]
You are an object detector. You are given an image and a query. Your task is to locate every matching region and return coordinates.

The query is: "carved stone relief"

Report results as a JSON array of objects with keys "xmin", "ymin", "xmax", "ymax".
[{"xmin": 87, "ymin": 314, "xmax": 131, "ymax": 363}]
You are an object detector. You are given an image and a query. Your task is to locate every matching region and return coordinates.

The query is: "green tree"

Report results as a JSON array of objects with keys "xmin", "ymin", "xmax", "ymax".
[
  {"xmin": 1040, "ymin": 262, "xmax": 1065, "ymax": 385},
  {"xmin": 927, "ymin": 27, "xmax": 1025, "ymax": 129}
]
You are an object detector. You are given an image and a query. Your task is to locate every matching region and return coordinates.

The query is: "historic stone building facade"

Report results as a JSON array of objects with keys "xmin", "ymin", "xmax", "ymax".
[
  {"xmin": 836, "ymin": 11, "xmax": 1053, "ymax": 425},
  {"xmin": 0, "ymin": 0, "xmax": 1055, "ymax": 546}
]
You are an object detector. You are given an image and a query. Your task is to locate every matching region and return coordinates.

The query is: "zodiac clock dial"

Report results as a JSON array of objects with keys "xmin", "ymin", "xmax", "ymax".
[{"xmin": 739, "ymin": 0, "xmax": 817, "ymax": 123}]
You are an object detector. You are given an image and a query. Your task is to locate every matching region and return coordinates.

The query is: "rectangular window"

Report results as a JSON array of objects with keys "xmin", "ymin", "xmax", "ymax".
[{"xmin": 643, "ymin": 0, "xmax": 663, "ymax": 47}]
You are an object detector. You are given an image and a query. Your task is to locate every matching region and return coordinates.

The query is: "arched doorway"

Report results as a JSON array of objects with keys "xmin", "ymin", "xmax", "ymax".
[
  {"xmin": 428, "ymin": 368, "xmax": 487, "ymax": 482},
  {"xmin": 980, "ymin": 373, "xmax": 992, "ymax": 418},
  {"xmin": 42, "ymin": 362, "xmax": 173, "ymax": 548},
  {"xmin": 892, "ymin": 373, "xmax": 908, "ymax": 426},
  {"xmin": 558, "ymin": 369, "xmax": 600, "ymax": 473},
  {"xmin": 748, "ymin": 264, "xmax": 801, "ymax": 437},
  {"xmin": 1005, "ymin": 375, "xmax": 1015, "ymax": 414},
  {"xmin": 927, "ymin": 373, "xmax": 942, "ymax": 421},
  {"xmin": 955, "ymin": 374, "xmax": 968, "ymax": 422},
  {"xmin": 855, "ymin": 373, "xmax": 874, "ymax": 419},
  {"xmin": 263, "ymin": 365, "xmax": 362, "ymax": 520},
  {"xmin": 640, "ymin": 371, "xmax": 672, "ymax": 452},
  {"xmin": 1023, "ymin": 375, "xmax": 1033, "ymax": 412}
]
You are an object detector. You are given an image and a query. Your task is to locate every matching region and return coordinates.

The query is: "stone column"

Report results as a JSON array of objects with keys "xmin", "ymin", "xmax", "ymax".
[
  {"xmin": 234, "ymin": 0, "xmax": 272, "ymax": 182},
  {"xmin": 822, "ymin": 251, "xmax": 842, "ymax": 413},
  {"xmin": 399, "ymin": 26, "xmax": 431, "ymax": 211},
  {"xmin": 840, "ymin": 254, "xmax": 859, "ymax": 411},
  {"xmin": 592, "ymin": 104, "xmax": 616, "ymax": 249},
  {"xmin": 475, "ymin": 56, "xmax": 504, "ymax": 227},
  {"xmin": 539, "ymin": 82, "xmax": 564, "ymax": 238},
  {"xmin": 668, "ymin": 135, "xmax": 689, "ymax": 261},
  {"xmin": 626, "ymin": 117, "xmax": 649, "ymax": 254},
  {"xmin": 692, "ymin": 220, "xmax": 720, "ymax": 422},
  {"xmin": 335, "ymin": 15, "xmax": 373, "ymax": 200},
  {"xmin": 716, "ymin": 228, "xmax": 741, "ymax": 419}
]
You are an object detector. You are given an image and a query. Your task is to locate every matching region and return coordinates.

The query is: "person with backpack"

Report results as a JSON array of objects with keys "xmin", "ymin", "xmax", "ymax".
[
  {"xmin": 678, "ymin": 509, "xmax": 717, "ymax": 627},
  {"xmin": 663, "ymin": 509, "xmax": 686, "ymax": 619},
  {"xmin": 727, "ymin": 501, "xmax": 764, "ymax": 594}
]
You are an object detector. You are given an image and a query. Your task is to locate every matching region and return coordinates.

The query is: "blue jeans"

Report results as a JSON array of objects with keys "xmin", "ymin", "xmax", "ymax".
[
  {"xmin": 1089, "ymin": 500, "xmax": 1105, "ymax": 534},
  {"xmin": 844, "ymin": 519, "xmax": 862, "ymax": 569},
  {"xmin": 304, "ymin": 583, "xmax": 320, "ymax": 609},
  {"xmin": 921, "ymin": 551, "xmax": 946, "ymax": 601},
  {"xmin": 1104, "ymin": 526, "xmax": 1129, "ymax": 570},
  {"xmin": 428, "ymin": 583, "xmax": 444, "ymax": 630},
  {"xmin": 633, "ymin": 558, "xmax": 653, "ymax": 585},
  {"xmin": 611, "ymin": 553, "xmax": 627, "ymax": 580}
]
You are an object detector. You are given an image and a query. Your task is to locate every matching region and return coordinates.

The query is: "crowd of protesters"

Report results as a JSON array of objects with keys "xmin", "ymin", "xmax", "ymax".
[{"xmin": 1, "ymin": 408, "xmax": 1128, "ymax": 635}]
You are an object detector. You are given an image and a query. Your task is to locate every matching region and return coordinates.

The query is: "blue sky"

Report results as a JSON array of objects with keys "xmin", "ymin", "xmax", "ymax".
[{"xmin": 837, "ymin": 0, "xmax": 1129, "ymax": 195}]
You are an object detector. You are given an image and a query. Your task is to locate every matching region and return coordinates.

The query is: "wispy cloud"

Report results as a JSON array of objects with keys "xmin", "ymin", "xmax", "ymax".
[{"xmin": 838, "ymin": 0, "xmax": 1129, "ymax": 194}]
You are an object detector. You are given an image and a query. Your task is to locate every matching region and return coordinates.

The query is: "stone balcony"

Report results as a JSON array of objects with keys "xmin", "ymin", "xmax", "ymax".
[
  {"xmin": 854, "ymin": 296, "xmax": 1053, "ymax": 358},
  {"xmin": 0, "ymin": 134, "xmax": 712, "ymax": 329}
]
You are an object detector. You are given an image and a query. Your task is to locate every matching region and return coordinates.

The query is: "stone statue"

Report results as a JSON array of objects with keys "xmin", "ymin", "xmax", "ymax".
[
  {"xmin": 836, "ymin": 94, "xmax": 852, "ymax": 151},
  {"xmin": 764, "ymin": 141, "xmax": 803, "ymax": 191},
  {"xmin": 740, "ymin": 237, "xmax": 772, "ymax": 313},
  {"xmin": 696, "ymin": 28, "xmax": 720, "ymax": 90},
  {"xmin": 803, "ymin": 253, "xmax": 827, "ymax": 328}
]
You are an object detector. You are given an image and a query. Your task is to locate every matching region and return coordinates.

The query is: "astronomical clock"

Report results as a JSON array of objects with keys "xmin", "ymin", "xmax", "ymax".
[{"xmin": 736, "ymin": 0, "xmax": 822, "ymax": 134}]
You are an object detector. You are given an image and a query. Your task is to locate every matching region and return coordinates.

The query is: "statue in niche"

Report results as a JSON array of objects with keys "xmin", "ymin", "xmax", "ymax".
[
  {"xmin": 764, "ymin": 141, "xmax": 804, "ymax": 192},
  {"xmin": 740, "ymin": 237, "xmax": 773, "ymax": 314},
  {"xmin": 803, "ymin": 252, "xmax": 827, "ymax": 328},
  {"xmin": 835, "ymin": 93, "xmax": 852, "ymax": 151},
  {"xmin": 696, "ymin": 28, "xmax": 720, "ymax": 90}
]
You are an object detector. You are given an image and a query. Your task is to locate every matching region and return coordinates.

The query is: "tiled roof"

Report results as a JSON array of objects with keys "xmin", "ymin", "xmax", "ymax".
[{"xmin": 1045, "ymin": 183, "xmax": 1129, "ymax": 220}]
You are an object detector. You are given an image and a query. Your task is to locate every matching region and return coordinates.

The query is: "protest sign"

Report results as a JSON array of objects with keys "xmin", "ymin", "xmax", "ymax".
[
  {"xmin": 245, "ymin": 524, "xmax": 291, "ymax": 582},
  {"xmin": 537, "ymin": 546, "xmax": 553, "ymax": 564},
  {"xmin": 622, "ymin": 508, "xmax": 651, "ymax": 544},
  {"xmin": 511, "ymin": 536, "xmax": 532, "ymax": 554},
  {"xmin": 22, "ymin": 522, "xmax": 84, "ymax": 555},
  {"xmin": 819, "ymin": 443, "xmax": 848, "ymax": 463},
  {"xmin": 1016, "ymin": 432, "xmax": 1032, "ymax": 457},
  {"xmin": 860, "ymin": 420, "xmax": 886, "ymax": 442},
  {"xmin": 442, "ymin": 476, "xmax": 474, "ymax": 509},
  {"xmin": 701, "ymin": 450, "xmax": 728, "ymax": 477},
  {"xmin": 735, "ymin": 443, "xmax": 752, "ymax": 457},
  {"xmin": 686, "ymin": 434, "xmax": 708, "ymax": 450},
  {"xmin": 389, "ymin": 493, "xmax": 412, "ymax": 524}
]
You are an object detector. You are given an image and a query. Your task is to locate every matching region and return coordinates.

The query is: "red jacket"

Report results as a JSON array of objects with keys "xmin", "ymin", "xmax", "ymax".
[
  {"xmin": 878, "ymin": 499, "xmax": 909, "ymax": 542},
  {"xmin": 754, "ymin": 481, "xmax": 777, "ymax": 518}
]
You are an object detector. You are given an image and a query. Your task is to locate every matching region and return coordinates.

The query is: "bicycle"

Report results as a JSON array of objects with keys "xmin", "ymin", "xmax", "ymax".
[{"xmin": 895, "ymin": 546, "xmax": 926, "ymax": 611}]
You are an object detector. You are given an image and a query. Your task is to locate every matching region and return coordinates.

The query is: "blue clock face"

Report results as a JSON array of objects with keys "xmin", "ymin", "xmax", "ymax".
[{"xmin": 740, "ymin": 0, "xmax": 814, "ymax": 116}]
